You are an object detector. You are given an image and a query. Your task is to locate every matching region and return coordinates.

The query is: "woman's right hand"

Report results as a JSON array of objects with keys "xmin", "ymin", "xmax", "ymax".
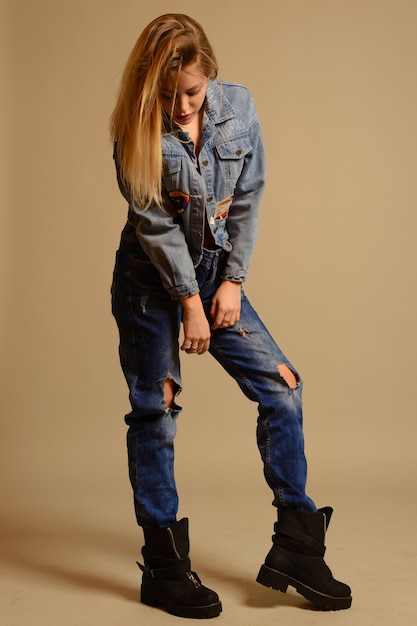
[{"xmin": 180, "ymin": 294, "xmax": 211, "ymax": 355}]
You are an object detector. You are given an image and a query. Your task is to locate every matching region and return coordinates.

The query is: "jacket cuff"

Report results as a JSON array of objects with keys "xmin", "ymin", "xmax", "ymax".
[
  {"xmin": 221, "ymin": 267, "xmax": 247, "ymax": 283},
  {"xmin": 166, "ymin": 279, "xmax": 200, "ymax": 300}
]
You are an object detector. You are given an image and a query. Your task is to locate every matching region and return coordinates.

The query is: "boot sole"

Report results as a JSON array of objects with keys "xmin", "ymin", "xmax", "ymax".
[
  {"xmin": 141, "ymin": 587, "xmax": 222, "ymax": 619},
  {"xmin": 256, "ymin": 564, "xmax": 352, "ymax": 611}
]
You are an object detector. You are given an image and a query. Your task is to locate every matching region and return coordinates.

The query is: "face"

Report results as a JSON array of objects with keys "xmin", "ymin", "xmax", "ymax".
[{"xmin": 160, "ymin": 61, "xmax": 208, "ymax": 128}]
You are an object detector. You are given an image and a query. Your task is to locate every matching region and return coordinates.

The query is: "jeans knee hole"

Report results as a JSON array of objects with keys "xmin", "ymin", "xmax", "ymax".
[
  {"xmin": 163, "ymin": 377, "xmax": 181, "ymax": 408},
  {"xmin": 277, "ymin": 364, "xmax": 298, "ymax": 390}
]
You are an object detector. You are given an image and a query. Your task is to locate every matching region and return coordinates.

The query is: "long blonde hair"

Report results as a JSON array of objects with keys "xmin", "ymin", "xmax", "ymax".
[{"xmin": 109, "ymin": 14, "xmax": 218, "ymax": 209}]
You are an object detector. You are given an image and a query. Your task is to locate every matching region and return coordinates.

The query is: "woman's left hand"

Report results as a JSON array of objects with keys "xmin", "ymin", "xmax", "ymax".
[{"xmin": 210, "ymin": 280, "xmax": 242, "ymax": 330}]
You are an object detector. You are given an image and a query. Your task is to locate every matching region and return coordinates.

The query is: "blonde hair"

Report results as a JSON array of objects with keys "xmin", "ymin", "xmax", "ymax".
[{"xmin": 109, "ymin": 14, "xmax": 218, "ymax": 209}]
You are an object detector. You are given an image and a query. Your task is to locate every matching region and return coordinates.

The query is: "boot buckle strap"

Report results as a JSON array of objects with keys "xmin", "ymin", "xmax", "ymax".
[
  {"xmin": 276, "ymin": 528, "xmax": 326, "ymax": 555},
  {"xmin": 137, "ymin": 558, "xmax": 191, "ymax": 579}
]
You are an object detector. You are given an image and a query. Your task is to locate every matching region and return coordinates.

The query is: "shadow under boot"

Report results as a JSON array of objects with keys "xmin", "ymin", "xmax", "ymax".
[
  {"xmin": 138, "ymin": 518, "xmax": 222, "ymax": 618},
  {"xmin": 257, "ymin": 507, "xmax": 352, "ymax": 610}
]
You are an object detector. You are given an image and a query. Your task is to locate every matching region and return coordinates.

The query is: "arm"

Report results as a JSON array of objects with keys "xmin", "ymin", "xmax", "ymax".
[
  {"xmin": 114, "ymin": 147, "xmax": 199, "ymax": 300},
  {"xmin": 135, "ymin": 199, "xmax": 199, "ymax": 299},
  {"xmin": 211, "ymin": 106, "xmax": 266, "ymax": 328},
  {"xmin": 221, "ymin": 115, "xmax": 266, "ymax": 283},
  {"xmin": 139, "ymin": 208, "xmax": 213, "ymax": 354}
]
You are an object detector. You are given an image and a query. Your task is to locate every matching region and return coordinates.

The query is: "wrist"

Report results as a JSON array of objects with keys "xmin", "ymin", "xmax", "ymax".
[{"xmin": 180, "ymin": 293, "xmax": 203, "ymax": 311}]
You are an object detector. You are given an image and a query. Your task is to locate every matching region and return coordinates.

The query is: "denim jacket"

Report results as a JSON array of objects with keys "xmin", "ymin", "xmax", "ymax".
[{"xmin": 115, "ymin": 79, "xmax": 266, "ymax": 299}]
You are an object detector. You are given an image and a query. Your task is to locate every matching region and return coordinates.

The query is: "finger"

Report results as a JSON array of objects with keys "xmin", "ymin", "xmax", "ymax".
[
  {"xmin": 209, "ymin": 297, "xmax": 218, "ymax": 319},
  {"xmin": 181, "ymin": 338, "xmax": 193, "ymax": 351},
  {"xmin": 198, "ymin": 338, "xmax": 210, "ymax": 354},
  {"xmin": 211, "ymin": 311, "xmax": 225, "ymax": 329}
]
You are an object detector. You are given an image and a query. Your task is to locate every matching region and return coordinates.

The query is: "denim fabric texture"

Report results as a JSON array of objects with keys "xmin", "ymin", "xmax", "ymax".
[
  {"xmin": 111, "ymin": 79, "xmax": 316, "ymax": 528},
  {"xmin": 111, "ymin": 224, "xmax": 317, "ymax": 527},
  {"xmin": 114, "ymin": 80, "xmax": 266, "ymax": 299}
]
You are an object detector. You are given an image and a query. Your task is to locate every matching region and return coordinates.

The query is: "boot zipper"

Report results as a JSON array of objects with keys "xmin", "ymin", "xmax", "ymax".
[
  {"xmin": 187, "ymin": 571, "xmax": 201, "ymax": 588},
  {"xmin": 167, "ymin": 527, "xmax": 181, "ymax": 559}
]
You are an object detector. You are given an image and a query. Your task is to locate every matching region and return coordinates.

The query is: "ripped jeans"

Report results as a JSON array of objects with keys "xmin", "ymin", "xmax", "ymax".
[{"xmin": 111, "ymin": 224, "xmax": 317, "ymax": 528}]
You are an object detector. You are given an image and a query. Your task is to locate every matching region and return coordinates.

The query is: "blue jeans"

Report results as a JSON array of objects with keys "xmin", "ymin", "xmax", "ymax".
[{"xmin": 111, "ymin": 221, "xmax": 317, "ymax": 528}]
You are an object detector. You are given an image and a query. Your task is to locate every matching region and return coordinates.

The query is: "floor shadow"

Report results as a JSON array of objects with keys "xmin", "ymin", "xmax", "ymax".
[
  {"xmin": 0, "ymin": 516, "xmax": 139, "ymax": 602},
  {"xmin": 0, "ymin": 514, "xmax": 317, "ymax": 612},
  {"xmin": 191, "ymin": 553, "xmax": 316, "ymax": 611}
]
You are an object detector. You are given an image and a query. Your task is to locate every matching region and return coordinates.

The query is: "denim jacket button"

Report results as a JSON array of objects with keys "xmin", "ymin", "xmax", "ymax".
[
  {"xmin": 207, "ymin": 195, "xmax": 213, "ymax": 202},
  {"xmin": 236, "ymin": 149, "xmax": 242, "ymax": 156},
  {"xmin": 202, "ymin": 159, "xmax": 209, "ymax": 166}
]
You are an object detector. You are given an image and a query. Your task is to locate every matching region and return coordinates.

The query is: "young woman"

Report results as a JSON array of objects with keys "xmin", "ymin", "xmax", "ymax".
[{"xmin": 110, "ymin": 13, "xmax": 352, "ymax": 619}]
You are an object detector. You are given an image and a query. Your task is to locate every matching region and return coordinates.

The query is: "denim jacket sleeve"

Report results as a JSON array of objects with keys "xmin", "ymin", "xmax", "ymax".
[
  {"xmin": 220, "ymin": 114, "xmax": 266, "ymax": 282},
  {"xmin": 113, "ymin": 150, "xmax": 199, "ymax": 300},
  {"xmin": 199, "ymin": 81, "xmax": 266, "ymax": 283},
  {"xmin": 133, "ymin": 198, "xmax": 200, "ymax": 299}
]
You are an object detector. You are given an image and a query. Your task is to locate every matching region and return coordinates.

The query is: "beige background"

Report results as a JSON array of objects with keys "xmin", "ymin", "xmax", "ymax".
[{"xmin": 1, "ymin": 1, "xmax": 417, "ymax": 625}]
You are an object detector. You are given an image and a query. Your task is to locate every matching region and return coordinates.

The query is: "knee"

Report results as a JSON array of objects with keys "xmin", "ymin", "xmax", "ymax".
[
  {"xmin": 277, "ymin": 364, "xmax": 298, "ymax": 389},
  {"xmin": 164, "ymin": 378, "xmax": 176, "ymax": 408}
]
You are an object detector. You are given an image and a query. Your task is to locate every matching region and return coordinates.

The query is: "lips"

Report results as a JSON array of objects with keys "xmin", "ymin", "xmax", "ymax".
[{"xmin": 175, "ymin": 113, "xmax": 194, "ymax": 124}]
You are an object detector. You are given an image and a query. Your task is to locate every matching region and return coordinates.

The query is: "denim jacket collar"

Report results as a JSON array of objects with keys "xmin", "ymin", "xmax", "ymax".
[{"xmin": 204, "ymin": 79, "xmax": 236, "ymax": 125}]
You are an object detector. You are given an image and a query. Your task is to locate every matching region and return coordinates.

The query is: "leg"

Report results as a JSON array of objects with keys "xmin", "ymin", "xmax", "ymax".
[
  {"xmin": 207, "ymin": 291, "xmax": 316, "ymax": 511},
  {"xmin": 111, "ymin": 233, "xmax": 222, "ymax": 618},
  {"xmin": 207, "ymin": 292, "xmax": 351, "ymax": 610},
  {"xmin": 277, "ymin": 364, "xmax": 297, "ymax": 389},
  {"xmin": 111, "ymin": 237, "xmax": 183, "ymax": 527},
  {"xmin": 125, "ymin": 408, "xmax": 180, "ymax": 528}
]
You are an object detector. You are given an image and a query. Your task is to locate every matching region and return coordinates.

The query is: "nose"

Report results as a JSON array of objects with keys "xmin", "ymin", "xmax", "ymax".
[{"xmin": 176, "ymin": 94, "xmax": 189, "ymax": 114}]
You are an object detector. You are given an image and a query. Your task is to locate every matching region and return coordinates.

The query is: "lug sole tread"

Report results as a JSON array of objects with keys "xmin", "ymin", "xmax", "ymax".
[
  {"xmin": 257, "ymin": 564, "xmax": 352, "ymax": 611},
  {"xmin": 141, "ymin": 587, "xmax": 222, "ymax": 619}
]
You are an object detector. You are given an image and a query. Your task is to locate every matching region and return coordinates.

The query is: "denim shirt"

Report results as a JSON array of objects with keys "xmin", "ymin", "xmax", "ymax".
[{"xmin": 115, "ymin": 79, "xmax": 266, "ymax": 299}]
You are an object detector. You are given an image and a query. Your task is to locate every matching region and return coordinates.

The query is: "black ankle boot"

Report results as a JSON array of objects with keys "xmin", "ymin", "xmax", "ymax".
[
  {"xmin": 138, "ymin": 518, "xmax": 222, "ymax": 618},
  {"xmin": 257, "ymin": 507, "xmax": 352, "ymax": 610}
]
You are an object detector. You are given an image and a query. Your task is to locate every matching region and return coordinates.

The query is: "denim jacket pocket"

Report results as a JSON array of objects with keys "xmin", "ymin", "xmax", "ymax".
[{"xmin": 214, "ymin": 136, "xmax": 252, "ymax": 180}]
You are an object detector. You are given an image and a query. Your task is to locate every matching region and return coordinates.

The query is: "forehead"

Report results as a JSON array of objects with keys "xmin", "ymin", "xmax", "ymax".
[{"xmin": 163, "ymin": 61, "xmax": 206, "ymax": 91}]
